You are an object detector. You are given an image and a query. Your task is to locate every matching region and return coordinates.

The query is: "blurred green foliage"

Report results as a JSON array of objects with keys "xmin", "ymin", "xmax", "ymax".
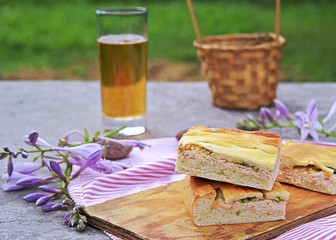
[{"xmin": 0, "ymin": 0, "xmax": 335, "ymax": 81}]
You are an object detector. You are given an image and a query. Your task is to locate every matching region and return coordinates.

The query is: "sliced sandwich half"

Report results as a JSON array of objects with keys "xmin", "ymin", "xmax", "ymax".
[
  {"xmin": 277, "ymin": 141, "xmax": 336, "ymax": 195},
  {"xmin": 183, "ymin": 176, "xmax": 289, "ymax": 226},
  {"xmin": 176, "ymin": 126, "xmax": 282, "ymax": 190}
]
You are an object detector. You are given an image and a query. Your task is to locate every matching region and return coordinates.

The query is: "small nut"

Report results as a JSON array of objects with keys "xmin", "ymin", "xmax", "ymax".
[
  {"xmin": 105, "ymin": 142, "xmax": 133, "ymax": 160},
  {"xmin": 176, "ymin": 129, "xmax": 188, "ymax": 141}
]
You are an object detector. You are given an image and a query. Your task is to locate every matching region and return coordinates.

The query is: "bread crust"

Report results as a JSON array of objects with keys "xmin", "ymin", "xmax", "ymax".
[{"xmin": 182, "ymin": 176, "xmax": 289, "ymax": 226}]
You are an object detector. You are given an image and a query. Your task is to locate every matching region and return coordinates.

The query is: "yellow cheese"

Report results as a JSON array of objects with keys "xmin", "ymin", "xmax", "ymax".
[
  {"xmin": 179, "ymin": 126, "xmax": 281, "ymax": 170},
  {"xmin": 281, "ymin": 141, "xmax": 336, "ymax": 172},
  {"xmin": 219, "ymin": 183, "xmax": 263, "ymax": 204},
  {"xmin": 261, "ymin": 182, "xmax": 290, "ymax": 201}
]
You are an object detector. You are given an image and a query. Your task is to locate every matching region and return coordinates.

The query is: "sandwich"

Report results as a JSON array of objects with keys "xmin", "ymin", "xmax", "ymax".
[
  {"xmin": 183, "ymin": 176, "xmax": 289, "ymax": 226},
  {"xmin": 277, "ymin": 141, "xmax": 336, "ymax": 195},
  {"xmin": 176, "ymin": 126, "xmax": 282, "ymax": 190}
]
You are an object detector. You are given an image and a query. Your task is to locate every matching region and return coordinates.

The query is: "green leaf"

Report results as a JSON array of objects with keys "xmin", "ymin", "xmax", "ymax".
[
  {"xmin": 103, "ymin": 126, "xmax": 127, "ymax": 138},
  {"xmin": 318, "ymin": 114, "xmax": 324, "ymax": 124},
  {"xmin": 83, "ymin": 128, "xmax": 89, "ymax": 142}
]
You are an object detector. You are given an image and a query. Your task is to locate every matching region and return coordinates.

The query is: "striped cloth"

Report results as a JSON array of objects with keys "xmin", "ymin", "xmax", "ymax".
[{"xmin": 68, "ymin": 138, "xmax": 336, "ymax": 240}]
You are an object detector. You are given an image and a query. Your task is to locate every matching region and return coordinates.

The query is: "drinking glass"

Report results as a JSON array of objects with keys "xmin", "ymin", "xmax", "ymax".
[{"xmin": 96, "ymin": 7, "xmax": 147, "ymax": 135}]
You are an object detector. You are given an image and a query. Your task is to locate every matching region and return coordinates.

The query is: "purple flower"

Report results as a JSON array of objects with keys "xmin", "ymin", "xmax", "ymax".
[
  {"xmin": 50, "ymin": 161, "xmax": 67, "ymax": 183},
  {"xmin": 323, "ymin": 101, "xmax": 336, "ymax": 131},
  {"xmin": 72, "ymin": 148, "xmax": 105, "ymax": 177},
  {"xmin": 2, "ymin": 171, "xmax": 34, "ymax": 191},
  {"xmin": 294, "ymin": 100, "xmax": 323, "ymax": 141},
  {"xmin": 24, "ymin": 134, "xmax": 53, "ymax": 148},
  {"xmin": 13, "ymin": 162, "xmax": 41, "ymax": 174},
  {"xmin": 61, "ymin": 129, "xmax": 84, "ymax": 143},
  {"xmin": 23, "ymin": 192, "xmax": 48, "ymax": 202},
  {"xmin": 92, "ymin": 160, "xmax": 129, "ymax": 174},
  {"xmin": 52, "ymin": 143, "xmax": 102, "ymax": 159}
]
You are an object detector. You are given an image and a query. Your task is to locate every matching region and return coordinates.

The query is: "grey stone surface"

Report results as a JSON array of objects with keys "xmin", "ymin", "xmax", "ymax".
[{"xmin": 0, "ymin": 80, "xmax": 335, "ymax": 239}]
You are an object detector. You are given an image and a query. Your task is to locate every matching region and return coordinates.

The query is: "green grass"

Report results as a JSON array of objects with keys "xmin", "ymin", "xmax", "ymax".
[{"xmin": 0, "ymin": 0, "xmax": 335, "ymax": 82}]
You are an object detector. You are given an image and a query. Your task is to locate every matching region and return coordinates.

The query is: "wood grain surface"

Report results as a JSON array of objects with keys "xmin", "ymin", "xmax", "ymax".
[{"xmin": 85, "ymin": 180, "xmax": 336, "ymax": 240}]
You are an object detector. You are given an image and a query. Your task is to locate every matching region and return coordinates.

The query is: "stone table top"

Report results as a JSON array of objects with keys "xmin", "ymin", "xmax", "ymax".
[{"xmin": 0, "ymin": 80, "xmax": 335, "ymax": 239}]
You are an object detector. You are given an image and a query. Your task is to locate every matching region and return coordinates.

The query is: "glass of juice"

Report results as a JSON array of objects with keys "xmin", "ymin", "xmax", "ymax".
[{"xmin": 96, "ymin": 7, "xmax": 147, "ymax": 135}]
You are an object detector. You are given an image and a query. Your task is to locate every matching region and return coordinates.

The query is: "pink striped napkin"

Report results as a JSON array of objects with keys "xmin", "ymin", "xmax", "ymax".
[{"xmin": 68, "ymin": 138, "xmax": 336, "ymax": 240}]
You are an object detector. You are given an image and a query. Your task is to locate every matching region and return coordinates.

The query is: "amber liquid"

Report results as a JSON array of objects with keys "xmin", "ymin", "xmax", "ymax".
[{"xmin": 98, "ymin": 34, "xmax": 147, "ymax": 120}]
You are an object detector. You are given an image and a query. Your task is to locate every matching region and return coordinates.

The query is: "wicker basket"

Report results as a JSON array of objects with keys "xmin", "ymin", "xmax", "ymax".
[{"xmin": 194, "ymin": 33, "xmax": 286, "ymax": 109}]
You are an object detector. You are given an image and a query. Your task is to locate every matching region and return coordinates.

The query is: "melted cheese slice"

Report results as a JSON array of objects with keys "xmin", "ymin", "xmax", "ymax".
[
  {"xmin": 281, "ymin": 141, "xmax": 336, "ymax": 175},
  {"xmin": 179, "ymin": 126, "xmax": 281, "ymax": 170}
]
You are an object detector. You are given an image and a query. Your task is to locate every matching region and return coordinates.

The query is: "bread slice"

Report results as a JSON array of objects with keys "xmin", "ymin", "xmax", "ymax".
[
  {"xmin": 176, "ymin": 126, "xmax": 282, "ymax": 190},
  {"xmin": 183, "ymin": 176, "xmax": 289, "ymax": 226},
  {"xmin": 277, "ymin": 141, "xmax": 336, "ymax": 195}
]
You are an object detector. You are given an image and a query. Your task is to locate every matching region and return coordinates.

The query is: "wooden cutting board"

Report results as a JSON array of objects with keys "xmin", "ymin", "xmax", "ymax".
[{"xmin": 84, "ymin": 180, "xmax": 336, "ymax": 240}]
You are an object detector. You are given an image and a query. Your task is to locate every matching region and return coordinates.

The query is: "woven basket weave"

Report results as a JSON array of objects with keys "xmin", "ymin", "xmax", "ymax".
[{"xmin": 194, "ymin": 33, "xmax": 286, "ymax": 110}]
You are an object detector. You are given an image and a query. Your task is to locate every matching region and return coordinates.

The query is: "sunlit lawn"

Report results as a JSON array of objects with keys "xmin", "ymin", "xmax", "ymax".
[{"xmin": 0, "ymin": 0, "xmax": 335, "ymax": 82}]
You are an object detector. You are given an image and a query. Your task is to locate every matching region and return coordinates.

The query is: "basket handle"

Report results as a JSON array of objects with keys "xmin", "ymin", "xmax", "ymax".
[
  {"xmin": 187, "ymin": 0, "xmax": 281, "ymax": 42},
  {"xmin": 186, "ymin": 0, "xmax": 202, "ymax": 40},
  {"xmin": 275, "ymin": 0, "xmax": 281, "ymax": 43}
]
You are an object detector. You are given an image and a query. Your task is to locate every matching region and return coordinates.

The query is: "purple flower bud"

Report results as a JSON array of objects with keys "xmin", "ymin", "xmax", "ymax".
[
  {"xmin": 7, "ymin": 160, "xmax": 13, "ymax": 177},
  {"xmin": 274, "ymin": 99, "xmax": 291, "ymax": 119},
  {"xmin": 28, "ymin": 132, "xmax": 39, "ymax": 145},
  {"xmin": 36, "ymin": 194, "xmax": 53, "ymax": 206},
  {"xmin": 16, "ymin": 176, "xmax": 50, "ymax": 187},
  {"xmin": 3, "ymin": 147, "xmax": 10, "ymax": 153},
  {"xmin": 258, "ymin": 108, "xmax": 267, "ymax": 125},
  {"xmin": 21, "ymin": 152, "xmax": 28, "ymax": 159},
  {"xmin": 13, "ymin": 162, "xmax": 41, "ymax": 174},
  {"xmin": 41, "ymin": 202, "xmax": 64, "ymax": 212},
  {"xmin": 38, "ymin": 185, "xmax": 62, "ymax": 193},
  {"xmin": 77, "ymin": 219, "xmax": 86, "ymax": 231},
  {"xmin": 70, "ymin": 217, "xmax": 78, "ymax": 227},
  {"xmin": 264, "ymin": 108, "xmax": 275, "ymax": 122},
  {"xmin": 41, "ymin": 203, "xmax": 54, "ymax": 212},
  {"xmin": 23, "ymin": 192, "xmax": 48, "ymax": 202},
  {"xmin": 64, "ymin": 212, "xmax": 71, "ymax": 224},
  {"xmin": 62, "ymin": 199, "xmax": 72, "ymax": 206},
  {"xmin": 51, "ymin": 203, "xmax": 64, "ymax": 211},
  {"xmin": 49, "ymin": 161, "xmax": 67, "ymax": 183},
  {"xmin": 24, "ymin": 134, "xmax": 53, "ymax": 148},
  {"xmin": 16, "ymin": 177, "xmax": 43, "ymax": 187}
]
